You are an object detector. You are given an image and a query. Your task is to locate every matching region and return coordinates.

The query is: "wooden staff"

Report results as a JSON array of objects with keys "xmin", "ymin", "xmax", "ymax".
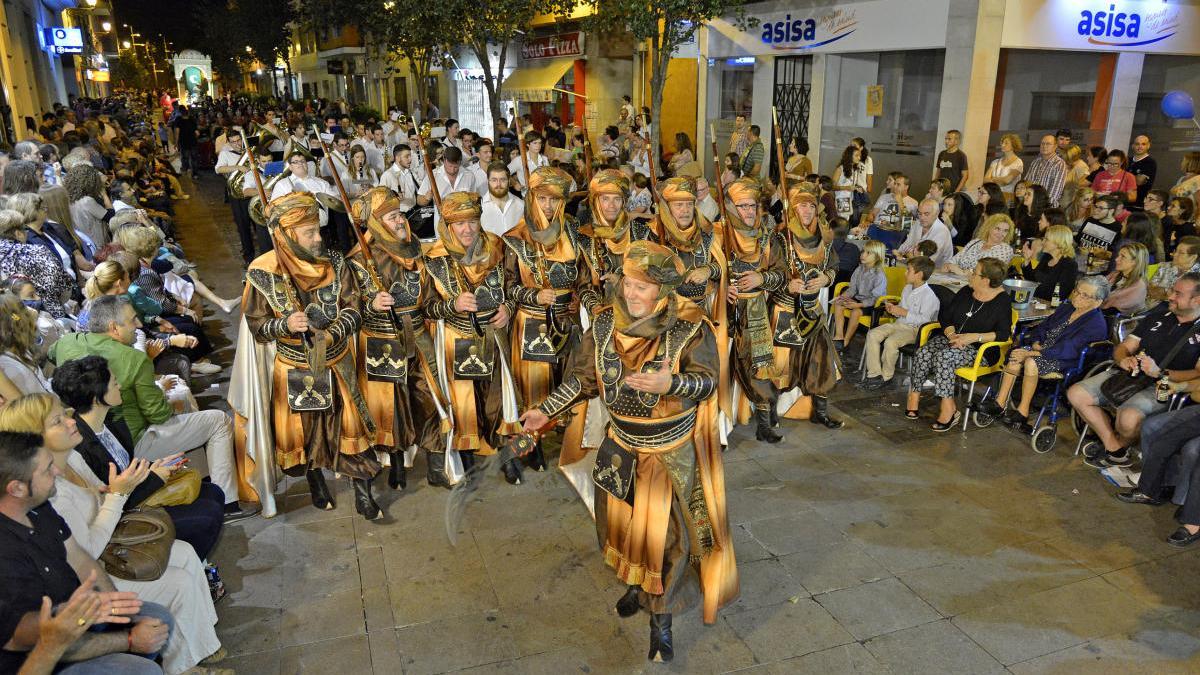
[
  {"xmin": 579, "ymin": 112, "xmax": 594, "ymax": 185},
  {"xmin": 514, "ymin": 115, "xmax": 531, "ymax": 191},
  {"xmin": 709, "ymin": 123, "xmax": 730, "ymax": 227}
]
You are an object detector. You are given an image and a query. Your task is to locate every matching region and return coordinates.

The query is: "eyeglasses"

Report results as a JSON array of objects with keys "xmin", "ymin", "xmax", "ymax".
[{"xmin": 1072, "ymin": 289, "xmax": 1097, "ymax": 300}]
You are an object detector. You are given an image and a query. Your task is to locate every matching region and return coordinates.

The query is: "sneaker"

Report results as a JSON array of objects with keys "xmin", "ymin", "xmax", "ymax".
[
  {"xmin": 191, "ymin": 361, "xmax": 223, "ymax": 375},
  {"xmin": 1085, "ymin": 450, "xmax": 1131, "ymax": 469},
  {"xmin": 857, "ymin": 376, "xmax": 884, "ymax": 390},
  {"xmin": 222, "ymin": 502, "xmax": 261, "ymax": 523}
]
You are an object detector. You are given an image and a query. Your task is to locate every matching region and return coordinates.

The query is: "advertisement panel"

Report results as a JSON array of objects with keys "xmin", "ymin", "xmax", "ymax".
[{"xmin": 1001, "ymin": 0, "xmax": 1200, "ymax": 54}]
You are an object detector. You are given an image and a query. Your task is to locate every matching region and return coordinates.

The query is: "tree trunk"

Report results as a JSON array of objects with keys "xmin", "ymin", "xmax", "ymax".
[
  {"xmin": 649, "ymin": 35, "xmax": 669, "ymax": 177},
  {"xmin": 409, "ymin": 55, "xmax": 428, "ymax": 120}
]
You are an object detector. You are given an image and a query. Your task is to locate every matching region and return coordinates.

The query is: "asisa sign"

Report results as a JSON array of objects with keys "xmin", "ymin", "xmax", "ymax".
[
  {"xmin": 1077, "ymin": 3, "xmax": 1178, "ymax": 47},
  {"xmin": 759, "ymin": 8, "xmax": 858, "ymax": 50}
]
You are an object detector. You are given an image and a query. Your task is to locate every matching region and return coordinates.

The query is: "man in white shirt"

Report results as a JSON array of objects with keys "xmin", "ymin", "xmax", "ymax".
[
  {"xmin": 272, "ymin": 152, "xmax": 339, "ymax": 201},
  {"xmin": 695, "ymin": 177, "xmax": 720, "ymax": 222},
  {"xmin": 362, "ymin": 124, "xmax": 390, "ymax": 174},
  {"xmin": 379, "ymin": 144, "xmax": 424, "ymax": 211},
  {"xmin": 422, "ymin": 147, "xmax": 477, "ymax": 226},
  {"xmin": 213, "ymin": 129, "xmax": 264, "ymax": 264},
  {"xmin": 480, "ymin": 162, "xmax": 524, "ymax": 236},
  {"xmin": 320, "ymin": 132, "xmax": 353, "ymax": 186},
  {"xmin": 406, "ymin": 129, "xmax": 428, "ymax": 182},
  {"xmin": 860, "ymin": 256, "xmax": 940, "ymax": 389},
  {"xmin": 861, "ymin": 173, "xmax": 919, "ymax": 233},
  {"xmin": 895, "ymin": 198, "xmax": 954, "ymax": 267},
  {"xmin": 468, "ymin": 139, "xmax": 494, "ymax": 197},
  {"xmin": 508, "ymin": 131, "xmax": 549, "ymax": 190}
]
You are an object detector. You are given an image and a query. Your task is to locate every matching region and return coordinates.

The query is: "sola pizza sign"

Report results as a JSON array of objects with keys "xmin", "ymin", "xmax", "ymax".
[{"xmin": 522, "ymin": 32, "xmax": 585, "ymax": 60}]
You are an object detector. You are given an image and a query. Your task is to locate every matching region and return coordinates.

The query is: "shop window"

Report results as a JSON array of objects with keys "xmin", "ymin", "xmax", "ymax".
[
  {"xmin": 1028, "ymin": 93, "xmax": 1093, "ymax": 130},
  {"xmin": 719, "ymin": 66, "xmax": 754, "ymax": 119},
  {"xmin": 393, "ymin": 77, "xmax": 408, "ymax": 112}
]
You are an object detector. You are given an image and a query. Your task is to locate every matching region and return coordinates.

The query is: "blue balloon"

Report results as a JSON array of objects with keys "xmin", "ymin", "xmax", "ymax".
[{"xmin": 1161, "ymin": 90, "xmax": 1195, "ymax": 120}]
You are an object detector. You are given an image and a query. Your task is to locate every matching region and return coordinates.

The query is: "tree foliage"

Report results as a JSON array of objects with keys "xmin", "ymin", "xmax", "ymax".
[
  {"xmin": 196, "ymin": 0, "xmax": 296, "ymax": 96},
  {"xmin": 580, "ymin": 0, "xmax": 754, "ymax": 158},
  {"xmin": 299, "ymin": 0, "xmax": 453, "ymax": 113}
]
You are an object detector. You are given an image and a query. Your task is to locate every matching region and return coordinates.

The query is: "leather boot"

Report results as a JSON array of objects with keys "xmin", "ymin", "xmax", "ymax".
[
  {"xmin": 755, "ymin": 407, "xmax": 783, "ymax": 443},
  {"xmin": 426, "ymin": 451, "xmax": 451, "ymax": 489},
  {"xmin": 769, "ymin": 405, "xmax": 779, "ymax": 428},
  {"xmin": 306, "ymin": 469, "xmax": 335, "ymax": 510},
  {"xmin": 459, "ymin": 451, "xmax": 476, "ymax": 473},
  {"xmin": 388, "ymin": 452, "xmax": 407, "ymax": 490},
  {"xmin": 810, "ymin": 396, "xmax": 845, "ymax": 429},
  {"xmin": 502, "ymin": 457, "xmax": 523, "ymax": 485},
  {"xmin": 615, "ymin": 585, "xmax": 641, "ymax": 618},
  {"xmin": 647, "ymin": 613, "xmax": 674, "ymax": 663},
  {"xmin": 352, "ymin": 478, "xmax": 382, "ymax": 521},
  {"xmin": 525, "ymin": 441, "xmax": 546, "ymax": 472}
]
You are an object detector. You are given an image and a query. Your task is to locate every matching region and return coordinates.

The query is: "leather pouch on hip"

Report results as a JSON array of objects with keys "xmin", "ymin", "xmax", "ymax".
[
  {"xmin": 453, "ymin": 338, "xmax": 493, "ymax": 380},
  {"xmin": 365, "ymin": 336, "xmax": 408, "ymax": 382},
  {"xmin": 592, "ymin": 437, "xmax": 636, "ymax": 506},
  {"xmin": 286, "ymin": 368, "xmax": 334, "ymax": 411}
]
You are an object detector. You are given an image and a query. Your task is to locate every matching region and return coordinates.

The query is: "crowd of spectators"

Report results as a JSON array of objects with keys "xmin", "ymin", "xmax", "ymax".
[{"xmin": 0, "ymin": 94, "xmax": 241, "ymax": 674}]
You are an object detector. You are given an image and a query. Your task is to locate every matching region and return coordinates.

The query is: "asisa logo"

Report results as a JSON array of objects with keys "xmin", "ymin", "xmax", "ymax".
[
  {"xmin": 759, "ymin": 10, "xmax": 857, "ymax": 50},
  {"xmin": 1077, "ymin": 4, "xmax": 1177, "ymax": 47}
]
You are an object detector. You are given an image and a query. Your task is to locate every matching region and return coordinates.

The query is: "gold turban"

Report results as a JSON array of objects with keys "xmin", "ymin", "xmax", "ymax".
[
  {"xmin": 268, "ymin": 191, "xmax": 320, "ymax": 232},
  {"xmin": 588, "ymin": 168, "xmax": 630, "ymax": 197},
  {"xmin": 440, "ymin": 191, "xmax": 482, "ymax": 224},
  {"xmin": 660, "ymin": 176, "xmax": 697, "ymax": 202},
  {"xmin": 353, "ymin": 186, "xmax": 418, "ymax": 263},
  {"xmin": 622, "ymin": 240, "xmax": 686, "ymax": 296},
  {"xmin": 527, "ymin": 166, "xmax": 572, "ymax": 198},
  {"xmin": 787, "ymin": 182, "xmax": 819, "ymax": 206},
  {"xmin": 725, "ymin": 177, "xmax": 761, "ymax": 205}
]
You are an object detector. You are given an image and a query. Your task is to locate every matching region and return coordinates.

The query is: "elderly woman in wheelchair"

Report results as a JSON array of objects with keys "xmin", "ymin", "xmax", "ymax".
[{"xmin": 978, "ymin": 276, "xmax": 1110, "ymax": 433}]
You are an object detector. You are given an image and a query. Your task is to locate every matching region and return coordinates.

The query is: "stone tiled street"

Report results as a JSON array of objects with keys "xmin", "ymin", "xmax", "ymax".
[{"xmin": 179, "ymin": 175, "xmax": 1200, "ymax": 674}]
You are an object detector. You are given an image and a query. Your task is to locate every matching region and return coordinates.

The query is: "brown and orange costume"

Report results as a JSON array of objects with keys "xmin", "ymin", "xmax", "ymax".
[
  {"xmin": 239, "ymin": 191, "xmax": 380, "ymax": 514},
  {"xmin": 535, "ymin": 241, "xmax": 738, "ymax": 661},
  {"xmin": 347, "ymin": 187, "xmax": 449, "ymax": 491},
  {"xmin": 423, "ymin": 191, "xmax": 523, "ymax": 477}
]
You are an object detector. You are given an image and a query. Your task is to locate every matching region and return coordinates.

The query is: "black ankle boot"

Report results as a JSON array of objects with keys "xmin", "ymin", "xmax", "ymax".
[
  {"xmin": 755, "ymin": 407, "xmax": 783, "ymax": 443},
  {"xmin": 647, "ymin": 613, "xmax": 673, "ymax": 663},
  {"xmin": 306, "ymin": 469, "xmax": 335, "ymax": 510},
  {"xmin": 426, "ymin": 451, "xmax": 451, "ymax": 489},
  {"xmin": 501, "ymin": 457, "xmax": 523, "ymax": 485},
  {"xmin": 388, "ymin": 452, "xmax": 408, "ymax": 490},
  {"xmin": 352, "ymin": 478, "xmax": 382, "ymax": 521},
  {"xmin": 810, "ymin": 396, "xmax": 845, "ymax": 429},
  {"xmin": 615, "ymin": 585, "xmax": 640, "ymax": 618},
  {"xmin": 769, "ymin": 405, "xmax": 779, "ymax": 428},
  {"xmin": 525, "ymin": 442, "xmax": 546, "ymax": 472},
  {"xmin": 459, "ymin": 451, "xmax": 476, "ymax": 473}
]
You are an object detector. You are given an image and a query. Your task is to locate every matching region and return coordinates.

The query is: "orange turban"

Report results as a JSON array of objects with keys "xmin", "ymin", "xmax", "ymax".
[
  {"xmin": 787, "ymin": 182, "xmax": 819, "ymax": 207},
  {"xmin": 267, "ymin": 191, "xmax": 320, "ymax": 232},
  {"xmin": 660, "ymin": 176, "xmax": 697, "ymax": 202},
  {"xmin": 622, "ymin": 240, "xmax": 686, "ymax": 295},
  {"xmin": 528, "ymin": 166, "xmax": 572, "ymax": 198},
  {"xmin": 588, "ymin": 168, "xmax": 630, "ymax": 197},
  {"xmin": 725, "ymin": 177, "xmax": 761, "ymax": 204},
  {"xmin": 440, "ymin": 191, "xmax": 482, "ymax": 224},
  {"xmin": 353, "ymin": 186, "xmax": 415, "ymax": 263}
]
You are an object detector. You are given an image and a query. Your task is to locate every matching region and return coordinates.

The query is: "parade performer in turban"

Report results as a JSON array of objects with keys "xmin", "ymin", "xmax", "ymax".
[
  {"xmin": 501, "ymin": 166, "xmax": 590, "ymax": 482},
  {"xmin": 576, "ymin": 168, "xmax": 656, "ymax": 312},
  {"xmin": 236, "ymin": 191, "xmax": 383, "ymax": 520},
  {"xmin": 768, "ymin": 184, "xmax": 844, "ymax": 429},
  {"xmin": 348, "ymin": 186, "xmax": 451, "ymax": 492},
  {"xmin": 722, "ymin": 177, "xmax": 789, "ymax": 442},
  {"xmin": 424, "ymin": 191, "xmax": 524, "ymax": 483},
  {"xmin": 519, "ymin": 241, "xmax": 738, "ymax": 663}
]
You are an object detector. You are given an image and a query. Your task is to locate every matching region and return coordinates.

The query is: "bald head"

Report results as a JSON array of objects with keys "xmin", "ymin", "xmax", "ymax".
[{"xmin": 1132, "ymin": 135, "xmax": 1150, "ymax": 157}]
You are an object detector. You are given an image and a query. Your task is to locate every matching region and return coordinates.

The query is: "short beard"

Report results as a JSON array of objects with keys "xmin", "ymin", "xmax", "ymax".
[{"xmin": 489, "ymin": 185, "xmax": 509, "ymax": 199}]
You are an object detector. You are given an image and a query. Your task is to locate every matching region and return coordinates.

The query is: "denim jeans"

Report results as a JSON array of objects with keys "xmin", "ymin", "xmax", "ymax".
[{"xmin": 57, "ymin": 600, "xmax": 174, "ymax": 674}]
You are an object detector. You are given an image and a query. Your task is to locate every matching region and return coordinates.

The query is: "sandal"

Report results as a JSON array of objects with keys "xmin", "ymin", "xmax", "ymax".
[
  {"xmin": 904, "ymin": 409, "xmax": 919, "ymax": 420},
  {"xmin": 930, "ymin": 410, "xmax": 962, "ymax": 432}
]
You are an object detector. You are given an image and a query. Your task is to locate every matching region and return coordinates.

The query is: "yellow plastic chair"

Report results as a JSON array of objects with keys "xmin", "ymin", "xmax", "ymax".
[
  {"xmin": 833, "ymin": 266, "xmax": 909, "ymax": 330},
  {"xmin": 954, "ymin": 308, "xmax": 1019, "ymax": 430}
]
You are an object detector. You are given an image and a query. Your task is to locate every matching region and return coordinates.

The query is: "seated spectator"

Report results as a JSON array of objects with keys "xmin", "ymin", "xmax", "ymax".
[
  {"xmin": 0, "ymin": 209, "xmax": 75, "ymax": 320},
  {"xmin": 859, "ymin": 256, "xmax": 940, "ymax": 390},
  {"xmin": 47, "ymin": 295, "xmax": 252, "ymax": 521},
  {"xmin": 894, "ymin": 198, "xmax": 954, "ymax": 267},
  {"xmin": 942, "ymin": 213, "xmax": 1015, "ymax": 277},
  {"xmin": 979, "ymin": 276, "xmax": 1109, "ymax": 432},
  {"xmin": 1065, "ymin": 187, "xmax": 1094, "ymax": 233},
  {"xmin": 1114, "ymin": 211, "xmax": 1164, "ymax": 265},
  {"xmin": 905, "ymin": 258, "xmax": 1013, "ymax": 431},
  {"xmin": 1115, "ymin": 380, "xmax": 1200, "ymax": 546},
  {"xmin": 1148, "ymin": 236, "xmax": 1200, "ymax": 304},
  {"xmin": 854, "ymin": 173, "xmax": 918, "ymax": 236},
  {"xmin": 4, "ymin": 278, "xmax": 64, "ymax": 349},
  {"xmin": 1163, "ymin": 196, "xmax": 1196, "ymax": 254},
  {"xmin": 0, "ymin": 430, "xmax": 172, "ymax": 674},
  {"xmin": 943, "ymin": 192, "xmax": 978, "ymax": 248},
  {"xmin": 926, "ymin": 177, "xmax": 951, "ymax": 203},
  {"xmin": 829, "ymin": 217, "xmax": 859, "ymax": 286},
  {"xmin": 1076, "ymin": 194, "xmax": 1122, "ymax": 265},
  {"xmin": 915, "ymin": 239, "xmax": 938, "ymax": 260},
  {"xmin": 831, "ymin": 240, "xmax": 887, "ymax": 354},
  {"xmin": 64, "ymin": 165, "xmax": 114, "ymax": 249},
  {"xmin": 1092, "ymin": 149, "xmax": 1138, "ymax": 204},
  {"xmin": 1021, "ymin": 225, "xmax": 1079, "ymax": 301},
  {"xmin": 1067, "ymin": 273, "xmax": 1200, "ymax": 469},
  {"xmin": 1014, "ymin": 184, "xmax": 1050, "ymax": 241},
  {"xmin": 51, "ymin": 356, "xmax": 225, "ymax": 563},
  {"xmin": 9, "ymin": 192, "xmax": 84, "ymax": 283},
  {"xmin": 1103, "ymin": 243, "xmax": 1149, "ymax": 315},
  {"xmin": 0, "ymin": 294, "xmax": 51, "ymax": 395},
  {"xmin": 0, "ymin": 396, "xmax": 226, "ymax": 674}
]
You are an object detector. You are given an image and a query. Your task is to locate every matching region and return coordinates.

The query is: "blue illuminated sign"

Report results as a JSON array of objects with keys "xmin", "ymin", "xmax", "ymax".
[{"xmin": 42, "ymin": 27, "xmax": 83, "ymax": 55}]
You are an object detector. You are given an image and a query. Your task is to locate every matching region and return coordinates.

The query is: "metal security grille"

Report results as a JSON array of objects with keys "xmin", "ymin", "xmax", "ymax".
[{"xmin": 770, "ymin": 56, "xmax": 812, "ymax": 182}]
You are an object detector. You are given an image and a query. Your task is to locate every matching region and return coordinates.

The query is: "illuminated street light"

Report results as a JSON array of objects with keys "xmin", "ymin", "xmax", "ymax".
[
  {"xmin": 256, "ymin": 68, "xmax": 263, "ymax": 75},
  {"xmin": 101, "ymin": 21, "xmax": 111, "ymax": 31},
  {"xmin": 122, "ymin": 40, "xmax": 131, "ymax": 48},
  {"xmin": 85, "ymin": 0, "xmax": 97, "ymax": 6}
]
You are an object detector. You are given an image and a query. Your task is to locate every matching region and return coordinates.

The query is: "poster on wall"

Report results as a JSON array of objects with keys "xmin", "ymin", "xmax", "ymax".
[{"xmin": 865, "ymin": 85, "xmax": 883, "ymax": 116}]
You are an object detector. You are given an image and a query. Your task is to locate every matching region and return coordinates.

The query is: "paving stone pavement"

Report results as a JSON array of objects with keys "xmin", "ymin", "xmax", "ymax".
[{"xmin": 175, "ymin": 174, "xmax": 1200, "ymax": 674}]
